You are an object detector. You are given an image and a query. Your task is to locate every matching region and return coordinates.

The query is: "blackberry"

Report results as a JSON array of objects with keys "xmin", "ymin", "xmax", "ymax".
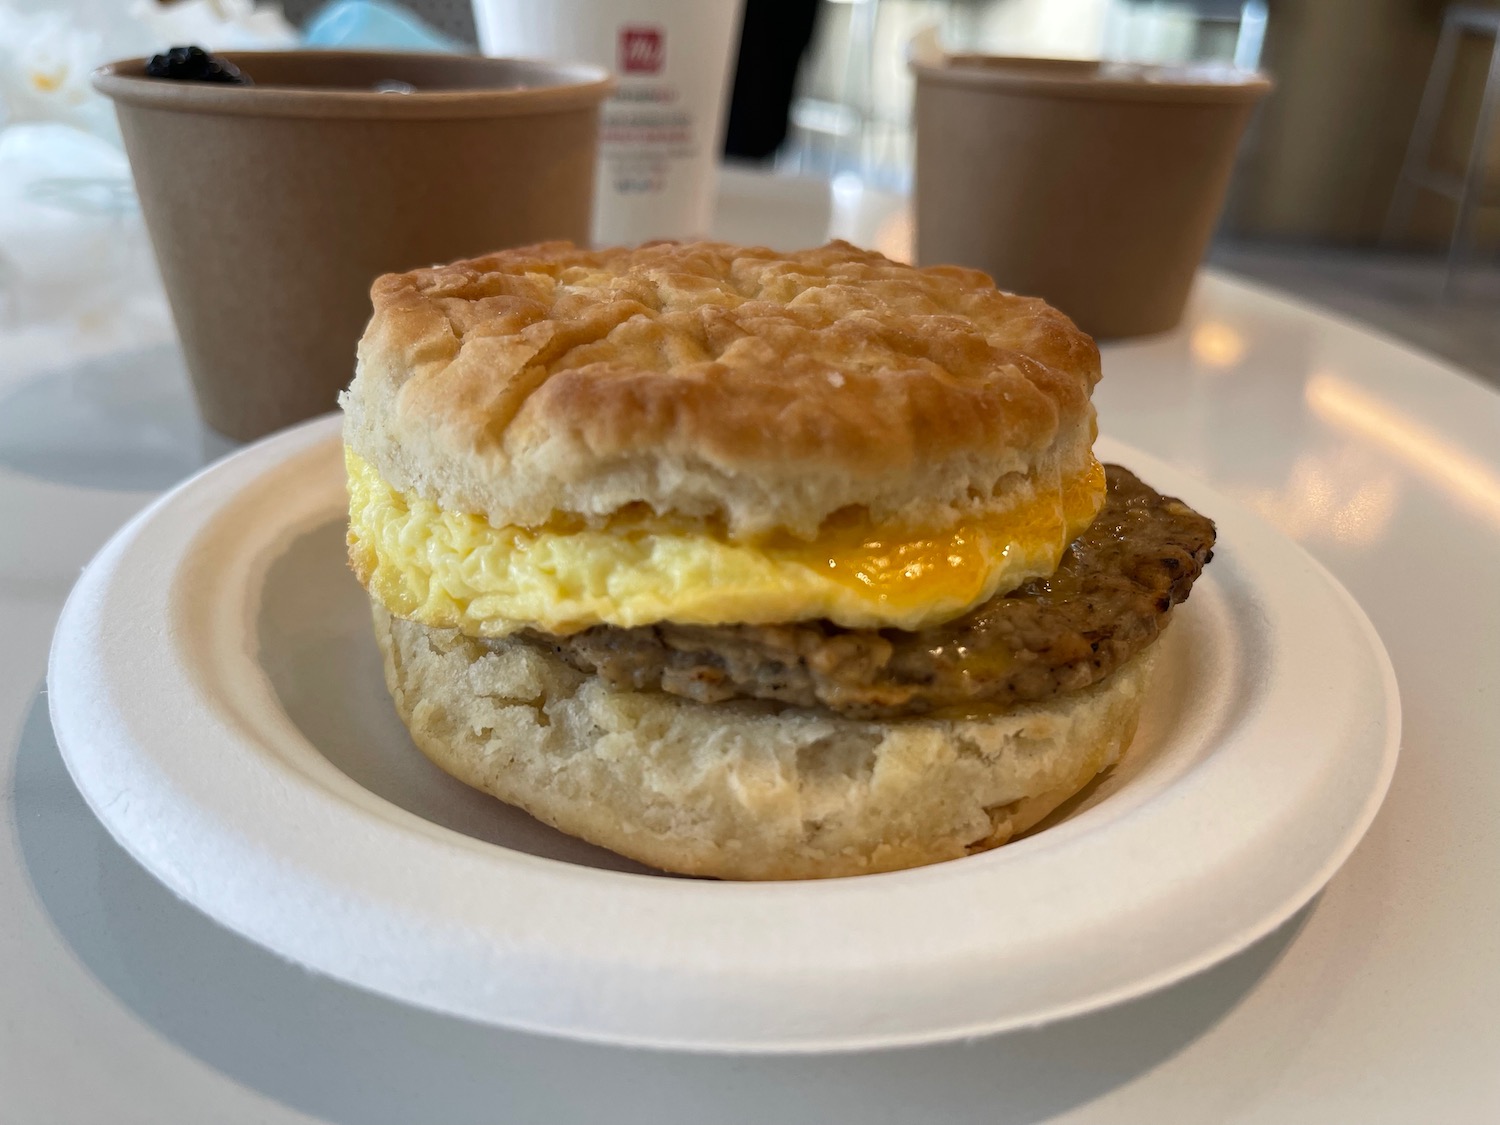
[{"xmin": 145, "ymin": 46, "xmax": 251, "ymax": 85}]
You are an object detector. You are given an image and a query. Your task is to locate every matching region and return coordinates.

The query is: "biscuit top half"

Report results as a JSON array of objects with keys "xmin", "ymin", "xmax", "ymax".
[{"xmin": 341, "ymin": 239, "xmax": 1101, "ymax": 539}]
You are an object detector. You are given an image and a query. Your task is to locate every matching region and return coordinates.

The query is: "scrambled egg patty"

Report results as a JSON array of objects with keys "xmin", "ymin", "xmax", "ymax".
[{"xmin": 346, "ymin": 448, "xmax": 1105, "ymax": 635}]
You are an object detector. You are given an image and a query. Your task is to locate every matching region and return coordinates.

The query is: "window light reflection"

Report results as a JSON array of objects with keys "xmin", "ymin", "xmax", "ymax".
[
  {"xmin": 1305, "ymin": 372, "xmax": 1500, "ymax": 528},
  {"xmin": 1190, "ymin": 322, "xmax": 1246, "ymax": 369},
  {"xmin": 1241, "ymin": 450, "xmax": 1399, "ymax": 547}
]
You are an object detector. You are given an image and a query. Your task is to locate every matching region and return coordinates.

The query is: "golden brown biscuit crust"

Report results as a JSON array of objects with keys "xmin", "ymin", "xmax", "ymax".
[{"xmin": 344, "ymin": 240, "xmax": 1101, "ymax": 535}]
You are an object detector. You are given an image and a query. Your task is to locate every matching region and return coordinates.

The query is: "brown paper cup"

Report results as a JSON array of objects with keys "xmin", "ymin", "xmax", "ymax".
[
  {"xmin": 94, "ymin": 51, "xmax": 612, "ymax": 442},
  {"xmin": 912, "ymin": 56, "xmax": 1271, "ymax": 338}
]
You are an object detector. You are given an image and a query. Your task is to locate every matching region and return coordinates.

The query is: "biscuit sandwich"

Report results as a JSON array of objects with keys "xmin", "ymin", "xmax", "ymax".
[{"xmin": 341, "ymin": 240, "xmax": 1215, "ymax": 880}]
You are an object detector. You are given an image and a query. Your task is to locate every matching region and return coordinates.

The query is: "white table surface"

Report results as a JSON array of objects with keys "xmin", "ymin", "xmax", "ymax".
[{"xmin": 2, "ymin": 168, "xmax": 1497, "ymax": 1124}]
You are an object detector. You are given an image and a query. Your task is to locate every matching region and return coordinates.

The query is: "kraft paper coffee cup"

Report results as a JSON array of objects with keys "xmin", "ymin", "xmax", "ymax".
[
  {"xmin": 95, "ymin": 51, "xmax": 612, "ymax": 442},
  {"xmin": 911, "ymin": 54, "xmax": 1271, "ymax": 338}
]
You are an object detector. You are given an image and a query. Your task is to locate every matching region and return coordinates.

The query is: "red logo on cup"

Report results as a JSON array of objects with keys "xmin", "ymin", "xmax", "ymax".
[{"xmin": 620, "ymin": 26, "xmax": 665, "ymax": 74}]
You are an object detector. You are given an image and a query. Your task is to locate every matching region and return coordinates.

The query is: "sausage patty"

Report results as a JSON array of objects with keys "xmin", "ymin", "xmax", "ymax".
[{"xmin": 511, "ymin": 464, "xmax": 1215, "ymax": 720}]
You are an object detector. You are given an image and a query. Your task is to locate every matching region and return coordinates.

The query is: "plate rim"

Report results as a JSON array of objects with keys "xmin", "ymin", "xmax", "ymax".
[{"xmin": 47, "ymin": 414, "xmax": 1402, "ymax": 1053}]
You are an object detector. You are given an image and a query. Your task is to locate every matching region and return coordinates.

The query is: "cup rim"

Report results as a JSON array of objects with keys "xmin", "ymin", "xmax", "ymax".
[
  {"xmin": 910, "ymin": 53, "xmax": 1273, "ymax": 103},
  {"xmin": 92, "ymin": 50, "xmax": 615, "ymax": 119}
]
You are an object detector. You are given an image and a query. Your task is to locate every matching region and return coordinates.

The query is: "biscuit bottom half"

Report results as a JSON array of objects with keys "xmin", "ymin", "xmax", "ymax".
[{"xmin": 372, "ymin": 602, "xmax": 1160, "ymax": 880}]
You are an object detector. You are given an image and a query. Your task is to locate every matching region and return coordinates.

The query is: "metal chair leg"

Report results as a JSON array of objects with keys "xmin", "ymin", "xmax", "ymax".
[
  {"xmin": 1385, "ymin": 14, "xmax": 1464, "ymax": 245},
  {"xmin": 1446, "ymin": 27, "xmax": 1500, "ymax": 295}
]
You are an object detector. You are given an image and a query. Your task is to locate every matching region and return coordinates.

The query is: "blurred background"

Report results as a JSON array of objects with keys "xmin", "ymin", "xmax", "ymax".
[{"xmin": 1, "ymin": 0, "xmax": 1496, "ymax": 380}]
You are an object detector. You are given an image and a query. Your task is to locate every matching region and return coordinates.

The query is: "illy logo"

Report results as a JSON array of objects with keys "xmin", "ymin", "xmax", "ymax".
[{"xmin": 619, "ymin": 26, "xmax": 665, "ymax": 74}]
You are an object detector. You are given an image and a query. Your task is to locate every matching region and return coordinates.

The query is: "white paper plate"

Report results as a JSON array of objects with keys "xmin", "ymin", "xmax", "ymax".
[{"xmin": 48, "ymin": 415, "xmax": 1400, "ymax": 1053}]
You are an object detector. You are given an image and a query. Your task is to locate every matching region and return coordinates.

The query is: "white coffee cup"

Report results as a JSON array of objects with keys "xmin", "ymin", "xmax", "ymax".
[{"xmin": 473, "ymin": 0, "xmax": 744, "ymax": 246}]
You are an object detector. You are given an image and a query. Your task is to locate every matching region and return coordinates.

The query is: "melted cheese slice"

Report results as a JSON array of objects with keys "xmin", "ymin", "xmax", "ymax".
[{"xmin": 346, "ymin": 448, "xmax": 1104, "ymax": 635}]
